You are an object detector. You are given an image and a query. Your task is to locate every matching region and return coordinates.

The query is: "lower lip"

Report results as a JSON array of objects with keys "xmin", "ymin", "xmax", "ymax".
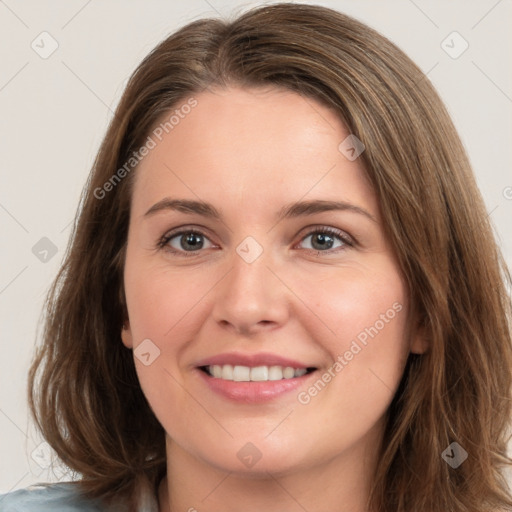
[{"xmin": 196, "ymin": 368, "xmax": 316, "ymax": 403}]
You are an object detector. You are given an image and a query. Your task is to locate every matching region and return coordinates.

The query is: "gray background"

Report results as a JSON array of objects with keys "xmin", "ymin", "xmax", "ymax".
[{"xmin": 1, "ymin": 0, "xmax": 511, "ymax": 492}]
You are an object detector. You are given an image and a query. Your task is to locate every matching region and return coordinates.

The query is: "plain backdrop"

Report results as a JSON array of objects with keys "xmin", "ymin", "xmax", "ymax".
[{"xmin": 1, "ymin": 0, "xmax": 511, "ymax": 493}]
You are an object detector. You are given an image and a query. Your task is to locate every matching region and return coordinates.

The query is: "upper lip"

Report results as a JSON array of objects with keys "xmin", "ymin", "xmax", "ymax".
[{"xmin": 195, "ymin": 352, "xmax": 315, "ymax": 369}]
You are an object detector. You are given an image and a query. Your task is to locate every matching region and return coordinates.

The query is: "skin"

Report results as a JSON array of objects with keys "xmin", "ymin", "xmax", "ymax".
[{"xmin": 121, "ymin": 86, "xmax": 426, "ymax": 512}]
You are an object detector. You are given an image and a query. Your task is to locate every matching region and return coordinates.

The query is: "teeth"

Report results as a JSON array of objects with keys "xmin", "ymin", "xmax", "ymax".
[
  {"xmin": 268, "ymin": 366, "xmax": 284, "ymax": 380},
  {"xmin": 283, "ymin": 367, "xmax": 295, "ymax": 379},
  {"xmin": 207, "ymin": 364, "xmax": 309, "ymax": 381},
  {"xmin": 250, "ymin": 366, "xmax": 268, "ymax": 381},
  {"xmin": 233, "ymin": 365, "xmax": 251, "ymax": 381},
  {"xmin": 221, "ymin": 364, "xmax": 233, "ymax": 380}
]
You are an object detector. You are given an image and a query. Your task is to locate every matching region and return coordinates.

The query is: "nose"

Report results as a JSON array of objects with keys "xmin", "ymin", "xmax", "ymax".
[{"xmin": 211, "ymin": 245, "xmax": 290, "ymax": 336}]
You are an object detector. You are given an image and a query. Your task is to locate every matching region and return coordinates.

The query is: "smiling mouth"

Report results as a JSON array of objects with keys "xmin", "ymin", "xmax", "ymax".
[{"xmin": 199, "ymin": 364, "xmax": 317, "ymax": 382}]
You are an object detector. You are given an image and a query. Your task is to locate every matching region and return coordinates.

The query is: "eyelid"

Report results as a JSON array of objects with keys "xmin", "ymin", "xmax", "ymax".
[
  {"xmin": 157, "ymin": 224, "xmax": 356, "ymax": 256},
  {"xmin": 156, "ymin": 226, "xmax": 217, "ymax": 256},
  {"xmin": 295, "ymin": 224, "xmax": 356, "ymax": 248}
]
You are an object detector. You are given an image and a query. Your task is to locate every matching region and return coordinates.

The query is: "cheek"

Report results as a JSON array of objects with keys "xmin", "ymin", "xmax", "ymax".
[
  {"xmin": 124, "ymin": 257, "xmax": 208, "ymax": 342},
  {"xmin": 122, "ymin": 256, "xmax": 218, "ymax": 415},
  {"xmin": 291, "ymin": 258, "xmax": 410, "ymax": 406},
  {"xmin": 289, "ymin": 256, "xmax": 407, "ymax": 343},
  {"xmin": 287, "ymin": 263, "xmax": 409, "ymax": 454},
  {"xmin": 123, "ymin": 263, "xmax": 201, "ymax": 432}
]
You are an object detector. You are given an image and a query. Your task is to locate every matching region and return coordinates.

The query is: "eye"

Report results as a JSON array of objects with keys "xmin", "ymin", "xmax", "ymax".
[
  {"xmin": 157, "ymin": 229, "xmax": 214, "ymax": 256},
  {"xmin": 297, "ymin": 226, "xmax": 354, "ymax": 253},
  {"xmin": 157, "ymin": 225, "xmax": 354, "ymax": 257}
]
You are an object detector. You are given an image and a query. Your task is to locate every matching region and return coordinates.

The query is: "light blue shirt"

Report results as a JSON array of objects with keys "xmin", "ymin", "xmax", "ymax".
[
  {"xmin": 0, "ymin": 483, "xmax": 105, "ymax": 511},
  {"xmin": 0, "ymin": 481, "xmax": 160, "ymax": 511}
]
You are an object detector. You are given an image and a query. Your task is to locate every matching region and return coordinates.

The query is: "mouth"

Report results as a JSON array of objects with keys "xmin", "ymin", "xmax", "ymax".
[
  {"xmin": 198, "ymin": 364, "xmax": 317, "ymax": 381},
  {"xmin": 193, "ymin": 352, "xmax": 319, "ymax": 403}
]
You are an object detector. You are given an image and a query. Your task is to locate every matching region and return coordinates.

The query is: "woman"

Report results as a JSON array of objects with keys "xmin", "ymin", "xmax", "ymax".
[{"xmin": 2, "ymin": 3, "xmax": 511, "ymax": 511}]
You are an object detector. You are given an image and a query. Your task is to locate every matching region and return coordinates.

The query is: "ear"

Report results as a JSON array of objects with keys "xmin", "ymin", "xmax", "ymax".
[
  {"xmin": 121, "ymin": 321, "xmax": 134, "ymax": 349},
  {"xmin": 409, "ymin": 320, "xmax": 429, "ymax": 355}
]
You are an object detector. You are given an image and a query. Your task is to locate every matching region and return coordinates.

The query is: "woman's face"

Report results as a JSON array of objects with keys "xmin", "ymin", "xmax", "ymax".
[{"xmin": 121, "ymin": 86, "xmax": 425, "ymax": 476}]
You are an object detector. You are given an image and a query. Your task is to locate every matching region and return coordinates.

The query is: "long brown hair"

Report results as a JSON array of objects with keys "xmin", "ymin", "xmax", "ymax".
[{"xmin": 28, "ymin": 3, "xmax": 512, "ymax": 511}]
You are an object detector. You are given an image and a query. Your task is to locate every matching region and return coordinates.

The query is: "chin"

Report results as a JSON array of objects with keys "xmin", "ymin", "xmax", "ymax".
[{"xmin": 189, "ymin": 434, "xmax": 309, "ymax": 477}]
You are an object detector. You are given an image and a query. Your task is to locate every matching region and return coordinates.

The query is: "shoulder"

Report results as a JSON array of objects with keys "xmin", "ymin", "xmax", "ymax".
[{"xmin": 0, "ymin": 482, "xmax": 103, "ymax": 512}]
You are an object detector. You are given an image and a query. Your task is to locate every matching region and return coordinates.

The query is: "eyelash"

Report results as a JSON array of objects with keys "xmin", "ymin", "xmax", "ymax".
[{"xmin": 156, "ymin": 225, "xmax": 355, "ymax": 258}]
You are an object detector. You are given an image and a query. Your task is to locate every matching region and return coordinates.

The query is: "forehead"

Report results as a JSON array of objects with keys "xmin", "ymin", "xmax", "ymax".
[{"xmin": 131, "ymin": 86, "xmax": 377, "ymax": 218}]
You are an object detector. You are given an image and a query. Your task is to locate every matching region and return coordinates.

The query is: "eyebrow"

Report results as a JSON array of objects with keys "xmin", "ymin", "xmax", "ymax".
[{"xmin": 144, "ymin": 198, "xmax": 376, "ymax": 223}]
